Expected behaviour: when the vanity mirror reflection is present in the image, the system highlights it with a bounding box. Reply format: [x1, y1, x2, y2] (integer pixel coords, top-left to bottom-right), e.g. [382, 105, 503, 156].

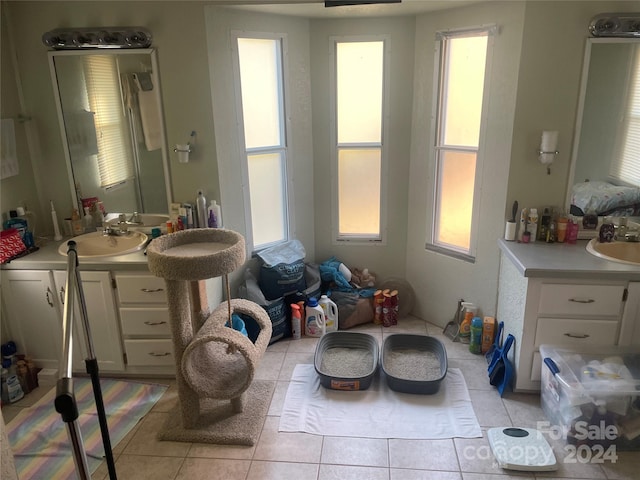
[567, 37, 640, 218]
[49, 48, 172, 218]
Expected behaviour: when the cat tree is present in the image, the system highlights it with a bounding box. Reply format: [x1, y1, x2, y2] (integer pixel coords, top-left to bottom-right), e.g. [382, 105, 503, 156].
[147, 229, 272, 444]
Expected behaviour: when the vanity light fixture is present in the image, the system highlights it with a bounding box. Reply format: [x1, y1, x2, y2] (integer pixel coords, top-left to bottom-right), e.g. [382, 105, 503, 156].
[325, 0, 400, 6]
[42, 27, 152, 49]
[175, 131, 196, 164]
[538, 130, 559, 175]
[589, 13, 640, 37]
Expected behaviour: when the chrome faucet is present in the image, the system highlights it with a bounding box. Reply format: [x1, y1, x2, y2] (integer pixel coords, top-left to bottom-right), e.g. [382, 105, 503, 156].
[128, 211, 143, 225]
[102, 214, 129, 236]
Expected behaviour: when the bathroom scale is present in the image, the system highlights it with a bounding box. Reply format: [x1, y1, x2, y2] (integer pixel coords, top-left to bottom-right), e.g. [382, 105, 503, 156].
[487, 427, 558, 471]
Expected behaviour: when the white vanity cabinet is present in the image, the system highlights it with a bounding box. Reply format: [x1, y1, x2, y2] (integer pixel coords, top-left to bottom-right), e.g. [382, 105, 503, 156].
[52, 271, 125, 372]
[114, 272, 175, 374]
[1, 270, 62, 369]
[497, 242, 637, 392]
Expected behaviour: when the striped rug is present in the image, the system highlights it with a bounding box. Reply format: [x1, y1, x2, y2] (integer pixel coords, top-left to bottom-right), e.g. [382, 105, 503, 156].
[7, 378, 167, 479]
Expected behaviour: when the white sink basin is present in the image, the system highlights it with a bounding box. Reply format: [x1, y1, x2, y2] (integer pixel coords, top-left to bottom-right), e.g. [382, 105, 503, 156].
[58, 231, 149, 258]
[104, 213, 170, 234]
[586, 238, 640, 266]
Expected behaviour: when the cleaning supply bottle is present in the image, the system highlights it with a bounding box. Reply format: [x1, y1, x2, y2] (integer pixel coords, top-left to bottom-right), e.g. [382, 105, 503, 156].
[208, 200, 222, 228]
[459, 302, 476, 343]
[291, 304, 302, 340]
[304, 297, 326, 338]
[469, 316, 483, 354]
[196, 190, 207, 228]
[318, 295, 338, 333]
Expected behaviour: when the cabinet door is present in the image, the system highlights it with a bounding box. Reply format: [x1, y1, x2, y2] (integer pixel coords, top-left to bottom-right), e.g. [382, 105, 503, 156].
[1, 270, 62, 369]
[54, 271, 125, 372]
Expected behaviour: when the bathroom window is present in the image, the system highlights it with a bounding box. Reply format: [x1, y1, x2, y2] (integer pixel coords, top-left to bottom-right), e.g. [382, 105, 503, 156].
[234, 35, 290, 250]
[83, 55, 134, 188]
[332, 38, 388, 242]
[428, 29, 492, 260]
[611, 46, 640, 187]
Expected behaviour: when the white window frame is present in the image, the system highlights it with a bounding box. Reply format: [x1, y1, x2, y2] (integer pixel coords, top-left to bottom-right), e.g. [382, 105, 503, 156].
[330, 35, 390, 245]
[426, 26, 495, 262]
[230, 31, 294, 252]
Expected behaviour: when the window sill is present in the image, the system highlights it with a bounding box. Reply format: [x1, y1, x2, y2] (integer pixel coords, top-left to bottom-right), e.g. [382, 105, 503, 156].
[424, 243, 475, 263]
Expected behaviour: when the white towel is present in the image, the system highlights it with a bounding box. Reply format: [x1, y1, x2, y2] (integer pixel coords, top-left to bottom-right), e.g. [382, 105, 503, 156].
[134, 74, 163, 152]
[279, 364, 482, 439]
[1, 119, 18, 179]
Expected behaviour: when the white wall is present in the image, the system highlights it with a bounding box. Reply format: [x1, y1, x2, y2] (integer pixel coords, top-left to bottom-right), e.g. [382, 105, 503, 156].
[406, 1, 525, 324]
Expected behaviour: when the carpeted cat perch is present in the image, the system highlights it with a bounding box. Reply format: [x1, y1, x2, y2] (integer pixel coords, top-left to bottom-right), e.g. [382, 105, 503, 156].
[147, 229, 273, 445]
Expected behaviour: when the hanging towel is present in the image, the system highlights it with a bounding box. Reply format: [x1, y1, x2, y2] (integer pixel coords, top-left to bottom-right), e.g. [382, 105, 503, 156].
[1, 119, 18, 179]
[133, 73, 162, 151]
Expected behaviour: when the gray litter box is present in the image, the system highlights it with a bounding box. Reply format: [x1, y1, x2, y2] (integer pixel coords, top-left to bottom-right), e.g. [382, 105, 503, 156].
[314, 331, 379, 391]
[382, 334, 447, 394]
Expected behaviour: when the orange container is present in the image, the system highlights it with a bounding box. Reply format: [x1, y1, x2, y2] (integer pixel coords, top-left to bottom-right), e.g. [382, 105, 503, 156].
[481, 316, 496, 354]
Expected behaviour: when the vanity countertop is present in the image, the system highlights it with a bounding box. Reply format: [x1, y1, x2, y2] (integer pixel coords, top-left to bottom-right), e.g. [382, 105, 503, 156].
[498, 238, 640, 281]
[1, 237, 150, 272]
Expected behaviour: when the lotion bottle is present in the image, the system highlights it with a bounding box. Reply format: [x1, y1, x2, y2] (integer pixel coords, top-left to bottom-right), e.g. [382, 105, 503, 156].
[208, 200, 222, 228]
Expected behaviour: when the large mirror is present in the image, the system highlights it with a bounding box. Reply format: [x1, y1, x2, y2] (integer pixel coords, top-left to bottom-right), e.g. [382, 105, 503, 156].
[49, 48, 171, 217]
[568, 38, 640, 217]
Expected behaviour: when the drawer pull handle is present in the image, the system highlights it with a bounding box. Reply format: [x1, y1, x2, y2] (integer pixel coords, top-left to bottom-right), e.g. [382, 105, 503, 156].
[568, 298, 595, 304]
[144, 321, 167, 326]
[141, 288, 164, 293]
[148, 352, 171, 357]
[564, 332, 590, 339]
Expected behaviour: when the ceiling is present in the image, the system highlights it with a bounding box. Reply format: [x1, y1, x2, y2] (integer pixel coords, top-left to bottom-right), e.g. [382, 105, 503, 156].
[216, 0, 486, 18]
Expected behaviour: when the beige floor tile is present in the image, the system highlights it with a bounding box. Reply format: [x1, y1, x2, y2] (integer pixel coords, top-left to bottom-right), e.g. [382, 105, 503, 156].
[253, 351, 285, 381]
[151, 383, 179, 413]
[501, 392, 546, 429]
[434, 337, 480, 360]
[382, 316, 428, 334]
[468, 389, 512, 427]
[267, 380, 290, 416]
[389, 439, 459, 470]
[113, 421, 142, 454]
[253, 416, 323, 463]
[111, 454, 184, 480]
[535, 437, 611, 479]
[286, 336, 319, 353]
[246, 460, 319, 480]
[319, 463, 390, 480]
[448, 358, 495, 390]
[1, 405, 23, 423]
[187, 441, 255, 460]
[122, 412, 191, 457]
[278, 352, 315, 381]
[461, 474, 538, 479]
[266, 339, 290, 352]
[321, 436, 389, 467]
[174, 457, 251, 480]
[391, 470, 462, 480]
[8, 384, 53, 408]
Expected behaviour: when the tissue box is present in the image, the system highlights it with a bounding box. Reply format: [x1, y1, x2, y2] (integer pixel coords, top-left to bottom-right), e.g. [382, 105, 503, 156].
[540, 344, 640, 451]
[37, 368, 58, 387]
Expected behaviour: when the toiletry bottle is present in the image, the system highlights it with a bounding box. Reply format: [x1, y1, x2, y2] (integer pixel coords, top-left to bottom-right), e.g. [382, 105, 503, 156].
[556, 216, 568, 243]
[50, 201, 63, 241]
[71, 209, 83, 235]
[196, 190, 207, 228]
[567, 216, 579, 244]
[82, 207, 94, 233]
[528, 208, 538, 243]
[617, 217, 628, 240]
[539, 207, 551, 241]
[208, 200, 222, 228]
[517, 208, 528, 242]
[208, 209, 217, 228]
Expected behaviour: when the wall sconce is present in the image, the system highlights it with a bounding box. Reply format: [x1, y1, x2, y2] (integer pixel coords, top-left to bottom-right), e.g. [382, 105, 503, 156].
[175, 131, 196, 164]
[537, 130, 558, 175]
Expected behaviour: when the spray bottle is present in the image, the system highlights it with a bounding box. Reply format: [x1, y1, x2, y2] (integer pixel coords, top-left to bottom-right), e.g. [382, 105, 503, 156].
[291, 304, 302, 340]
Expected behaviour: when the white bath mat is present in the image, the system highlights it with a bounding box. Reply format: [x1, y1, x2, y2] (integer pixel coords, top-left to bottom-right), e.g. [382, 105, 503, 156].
[279, 364, 481, 439]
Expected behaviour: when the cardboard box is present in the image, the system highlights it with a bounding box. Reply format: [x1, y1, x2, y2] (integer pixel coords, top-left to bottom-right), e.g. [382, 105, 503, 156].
[481, 316, 496, 354]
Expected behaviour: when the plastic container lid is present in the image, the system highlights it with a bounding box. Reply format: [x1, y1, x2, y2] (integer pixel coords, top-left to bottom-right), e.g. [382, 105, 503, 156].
[307, 297, 318, 307]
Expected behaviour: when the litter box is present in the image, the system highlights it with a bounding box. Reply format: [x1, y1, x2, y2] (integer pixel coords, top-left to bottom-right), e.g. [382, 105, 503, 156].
[382, 334, 447, 394]
[314, 331, 379, 391]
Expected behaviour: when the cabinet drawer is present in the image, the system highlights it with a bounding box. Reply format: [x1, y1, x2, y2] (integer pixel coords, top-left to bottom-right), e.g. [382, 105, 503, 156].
[538, 284, 625, 317]
[116, 275, 167, 304]
[120, 308, 170, 336]
[125, 339, 174, 366]
[534, 317, 618, 348]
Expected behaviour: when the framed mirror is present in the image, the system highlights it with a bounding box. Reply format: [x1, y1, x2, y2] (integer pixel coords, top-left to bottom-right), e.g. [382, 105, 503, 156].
[49, 48, 172, 217]
[567, 37, 640, 218]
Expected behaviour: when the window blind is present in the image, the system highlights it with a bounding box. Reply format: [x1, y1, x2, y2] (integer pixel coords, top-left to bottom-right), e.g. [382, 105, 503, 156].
[610, 47, 640, 187]
[83, 56, 134, 188]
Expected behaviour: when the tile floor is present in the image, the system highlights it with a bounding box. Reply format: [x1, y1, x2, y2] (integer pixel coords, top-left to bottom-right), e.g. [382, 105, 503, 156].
[3, 316, 638, 480]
